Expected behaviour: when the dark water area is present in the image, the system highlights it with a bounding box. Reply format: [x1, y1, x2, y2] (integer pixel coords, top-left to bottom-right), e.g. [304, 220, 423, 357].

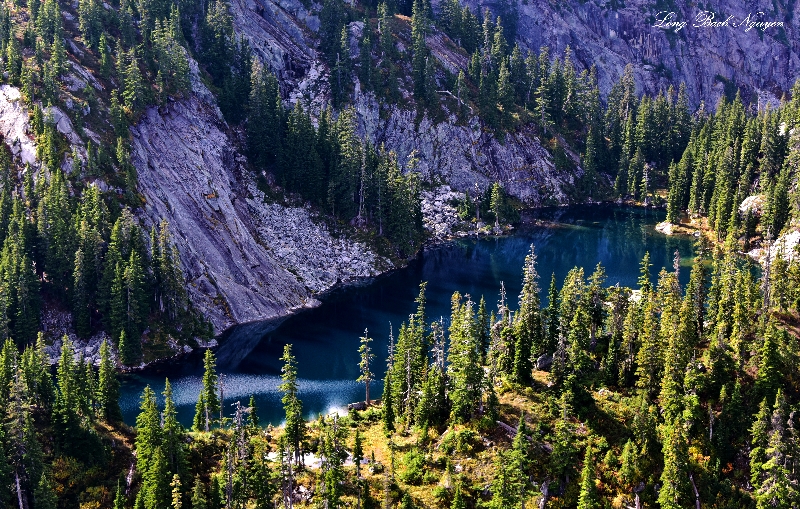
[119, 205, 695, 426]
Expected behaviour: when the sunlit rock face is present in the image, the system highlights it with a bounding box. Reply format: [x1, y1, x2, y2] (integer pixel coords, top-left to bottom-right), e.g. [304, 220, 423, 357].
[131, 63, 385, 334]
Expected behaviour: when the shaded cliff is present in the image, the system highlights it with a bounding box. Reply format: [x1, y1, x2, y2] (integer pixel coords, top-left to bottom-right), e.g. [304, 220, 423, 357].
[458, 0, 798, 108]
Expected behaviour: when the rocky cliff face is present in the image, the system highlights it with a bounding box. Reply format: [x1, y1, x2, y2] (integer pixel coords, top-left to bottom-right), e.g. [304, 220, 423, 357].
[354, 90, 568, 203]
[130, 62, 387, 334]
[132, 0, 797, 332]
[2, 0, 791, 337]
[232, 0, 575, 205]
[460, 0, 798, 108]
[0, 0, 789, 341]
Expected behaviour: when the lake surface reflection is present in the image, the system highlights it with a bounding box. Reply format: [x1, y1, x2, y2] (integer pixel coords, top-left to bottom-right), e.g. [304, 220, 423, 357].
[120, 205, 695, 426]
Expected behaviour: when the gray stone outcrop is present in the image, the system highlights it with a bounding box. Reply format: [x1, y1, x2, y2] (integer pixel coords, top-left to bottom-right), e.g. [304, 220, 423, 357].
[453, 0, 798, 108]
[131, 63, 386, 334]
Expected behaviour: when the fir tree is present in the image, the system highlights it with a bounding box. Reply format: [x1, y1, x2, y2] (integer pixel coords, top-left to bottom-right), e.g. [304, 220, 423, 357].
[488, 449, 526, 509]
[447, 293, 483, 423]
[162, 380, 186, 477]
[358, 328, 375, 405]
[513, 244, 542, 385]
[33, 473, 57, 509]
[383, 330, 396, 434]
[193, 349, 220, 431]
[451, 480, 466, 509]
[659, 419, 690, 509]
[114, 483, 126, 509]
[97, 339, 122, 421]
[577, 443, 599, 509]
[279, 344, 305, 466]
[190, 476, 208, 509]
[756, 320, 783, 404]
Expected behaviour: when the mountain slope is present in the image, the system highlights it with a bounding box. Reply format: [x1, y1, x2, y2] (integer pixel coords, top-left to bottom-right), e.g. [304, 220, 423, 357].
[131, 62, 387, 333]
[462, 0, 799, 107]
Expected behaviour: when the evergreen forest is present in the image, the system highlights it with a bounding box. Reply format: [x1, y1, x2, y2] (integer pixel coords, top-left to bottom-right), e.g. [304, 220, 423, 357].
[0, 0, 794, 504]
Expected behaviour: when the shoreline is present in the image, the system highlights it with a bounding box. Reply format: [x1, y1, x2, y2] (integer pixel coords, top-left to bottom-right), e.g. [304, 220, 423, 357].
[128, 202, 671, 374]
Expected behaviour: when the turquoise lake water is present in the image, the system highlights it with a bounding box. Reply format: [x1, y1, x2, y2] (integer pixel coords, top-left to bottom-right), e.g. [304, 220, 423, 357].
[119, 205, 695, 426]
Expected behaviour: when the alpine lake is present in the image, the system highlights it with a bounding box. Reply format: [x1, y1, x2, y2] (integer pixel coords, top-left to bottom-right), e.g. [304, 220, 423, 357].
[119, 205, 696, 426]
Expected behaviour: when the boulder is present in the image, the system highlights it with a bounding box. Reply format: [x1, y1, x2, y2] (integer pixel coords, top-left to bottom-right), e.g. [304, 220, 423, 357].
[536, 353, 554, 371]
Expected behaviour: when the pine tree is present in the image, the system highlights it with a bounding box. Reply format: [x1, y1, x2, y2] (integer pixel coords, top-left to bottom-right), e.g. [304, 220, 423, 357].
[359, 27, 372, 91]
[122, 48, 144, 111]
[477, 296, 490, 360]
[171, 474, 182, 509]
[544, 272, 559, 353]
[193, 349, 220, 431]
[123, 249, 148, 342]
[7, 371, 42, 509]
[52, 338, 83, 452]
[416, 329, 448, 428]
[388, 283, 428, 423]
[756, 392, 793, 509]
[5, 35, 21, 83]
[513, 245, 542, 384]
[135, 385, 162, 476]
[118, 330, 140, 366]
[279, 344, 305, 466]
[497, 60, 513, 127]
[247, 62, 282, 170]
[114, 483, 126, 509]
[410, 0, 429, 101]
[155, 220, 187, 322]
[549, 394, 578, 488]
[576, 444, 599, 509]
[143, 446, 171, 509]
[78, 0, 101, 48]
[191, 476, 208, 509]
[658, 419, 690, 509]
[73, 248, 91, 338]
[755, 320, 783, 404]
[97, 339, 122, 421]
[353, 428, 363, 477]
[98, 32, 112, 77]
[358, 328, 375, 405]
[319, 415, 348, 508]
[750, 397, 772, 490]
[162, 380, 185, 477]
[248, 394, 259, 430]
[447, 293, 483, 423]
[488, 448, 526, 509]
[451, 480, 466, 509]
[382, 365, 395, 434]
[33, 473, 57, 509]
[619, 439, 642, 507]
[634, 294, 661, 399]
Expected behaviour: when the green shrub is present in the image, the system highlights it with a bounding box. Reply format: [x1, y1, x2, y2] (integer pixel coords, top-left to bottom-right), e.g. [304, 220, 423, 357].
[422, 470, 439, 484]
[440, 429, 477, 455]
[432, 485, 449, 505]
[399, 449, 426, 485]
